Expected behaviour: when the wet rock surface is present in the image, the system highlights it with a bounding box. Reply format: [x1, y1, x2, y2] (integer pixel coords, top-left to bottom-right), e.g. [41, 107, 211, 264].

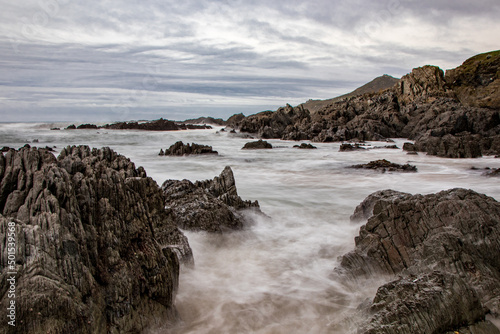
[160, 141, 218, 156]
[242, 139, 273, 149]
[162, 166, 262, 233]
[293, 143, 317, 149]
[349, 159, 418, 172]
[335, 188, 500, 333]
[0, 145, 191, 333]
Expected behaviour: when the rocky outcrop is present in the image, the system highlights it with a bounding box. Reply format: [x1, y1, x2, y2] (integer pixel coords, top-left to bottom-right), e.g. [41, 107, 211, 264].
[0, 145, 191, 333]
[335, 188, 500, 333]
[160, 141, 218, 156]
[162, 166, 261, 233]
[242, 139, 273, 149]
[232, 51, 500, 158]
[349, 159, 417, 172]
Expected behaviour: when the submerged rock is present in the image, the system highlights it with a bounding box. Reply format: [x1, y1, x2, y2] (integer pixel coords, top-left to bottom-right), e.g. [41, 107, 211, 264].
[242, 139, 273, 149]
[349, 159, 417, 172]
[339, 143, 366, 152]
[0, 145, 191, 333]
[335, 188, 500, 333]
[293, 143, 317, 149]
[162, 166, 262, 233]
[162, 141, 218, 156]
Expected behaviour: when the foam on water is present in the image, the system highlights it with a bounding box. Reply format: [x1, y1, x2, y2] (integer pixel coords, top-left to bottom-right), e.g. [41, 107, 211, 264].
[1, 123, 499, 333]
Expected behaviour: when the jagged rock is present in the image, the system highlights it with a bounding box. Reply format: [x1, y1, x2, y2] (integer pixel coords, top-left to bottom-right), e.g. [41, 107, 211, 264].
[396, 65, 449, 105]
[402, 142, 416, 152]
[334, 188, 500, 332]
[65, 124, 76, 130]
[242, 139, 273, 149]
[349, 159, 417, 172]
[226, 113, 246, 128]
[103, 118, 180, 131]
[358, 272, 498, 334]
[162, 166, 261, 233]
[159, 148, 165, 156]
[339, 143, 365, 152]
[293, 143, 317, 149]
[0, 145, 191, 333]
[162, 141, 218, 156]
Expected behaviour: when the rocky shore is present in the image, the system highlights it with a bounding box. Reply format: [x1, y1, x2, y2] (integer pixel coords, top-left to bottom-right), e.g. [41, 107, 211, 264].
[230, 51, 500, 158]
[64, 118, 212, 131]
[335, 188, 500, 333]
[159, 141, 218, 156]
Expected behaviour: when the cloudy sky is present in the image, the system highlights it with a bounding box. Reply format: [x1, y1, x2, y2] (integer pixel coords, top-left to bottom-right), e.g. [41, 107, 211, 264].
[0, 0, 499, 122]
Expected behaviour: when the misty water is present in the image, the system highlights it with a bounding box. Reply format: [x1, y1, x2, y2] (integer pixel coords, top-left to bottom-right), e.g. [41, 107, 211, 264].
[1, 123, 500, 333]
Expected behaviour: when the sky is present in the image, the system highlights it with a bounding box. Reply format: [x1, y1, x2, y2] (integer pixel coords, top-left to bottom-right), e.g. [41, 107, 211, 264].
[0, 0, 499, 122]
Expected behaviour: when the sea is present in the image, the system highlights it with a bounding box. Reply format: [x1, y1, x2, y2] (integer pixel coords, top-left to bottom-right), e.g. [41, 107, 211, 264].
[1, 122, 499, 333]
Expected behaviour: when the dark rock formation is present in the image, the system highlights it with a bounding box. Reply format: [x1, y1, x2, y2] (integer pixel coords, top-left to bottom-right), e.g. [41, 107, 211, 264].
[232, 51, 500, 158]
[293, 143, 317, 149]
[103, 118, 180, 131]
[161, 141, 218, 156]
[339, 143, 366, 152]
[226, 113, 246, 128]
[77, 123, 98, 129]
[242, 139, 273, 149]
[162, 166, 261, 233]
[483, 168, 500, 177]
[335, 188, 500, 333]
[50, 127, 61, 130]
[101, 118, 211, 131]
[65, 124, 76, 130]
[0, 145, 191, 333]
[181, 116, 226, 126]
[349, 159, 417, 172]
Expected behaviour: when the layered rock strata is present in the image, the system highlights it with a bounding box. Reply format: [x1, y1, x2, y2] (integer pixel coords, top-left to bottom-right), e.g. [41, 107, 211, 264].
[0, 145, 191, 333]
[335, 188, 500, 333]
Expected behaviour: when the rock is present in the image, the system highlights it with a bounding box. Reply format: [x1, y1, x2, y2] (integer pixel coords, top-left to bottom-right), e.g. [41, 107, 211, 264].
[162, 141, 218, 156]
[445, 50, 500, 109]
[103, 118, 180, 131]
[334, 188, 500, 332]
[1, 147, 11, 152]
[226, 113, 246, 128]
[349, 159, 418, 172]
[65, 124, 76, 130]
[483, 168, 500, 177]
[358, 272, 498, 334]
[242, 139, 273, 149]
[0, 145, 191, 333]
[402, 142, 416, 152]
[76, 123, 98, 129]
[414, 132, 483, 158]
[159, 148, 165, 156]
[162, 166, 262, 233]
[350, 189, 410, 222]
[293, 143, 317, 149]
[50, 127, 61, 130]
[396, 65, 449, 106]
[339, 143, 365, 152]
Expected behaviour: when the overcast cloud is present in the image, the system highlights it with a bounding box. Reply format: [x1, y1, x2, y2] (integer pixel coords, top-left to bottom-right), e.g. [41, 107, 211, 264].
[0, 0, 498, 122]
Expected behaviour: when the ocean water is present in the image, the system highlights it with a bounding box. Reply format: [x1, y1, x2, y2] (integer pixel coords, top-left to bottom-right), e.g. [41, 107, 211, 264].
[1, 123, 500, 333]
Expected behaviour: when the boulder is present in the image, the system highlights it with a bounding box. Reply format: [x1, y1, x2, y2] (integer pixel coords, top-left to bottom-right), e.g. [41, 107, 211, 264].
[162, 166, 261, 233]
[0, 145, 191, 333]
[162, 141, 218, 156]
[334, 188, 500, 333]
[242, 139, 273, 149]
